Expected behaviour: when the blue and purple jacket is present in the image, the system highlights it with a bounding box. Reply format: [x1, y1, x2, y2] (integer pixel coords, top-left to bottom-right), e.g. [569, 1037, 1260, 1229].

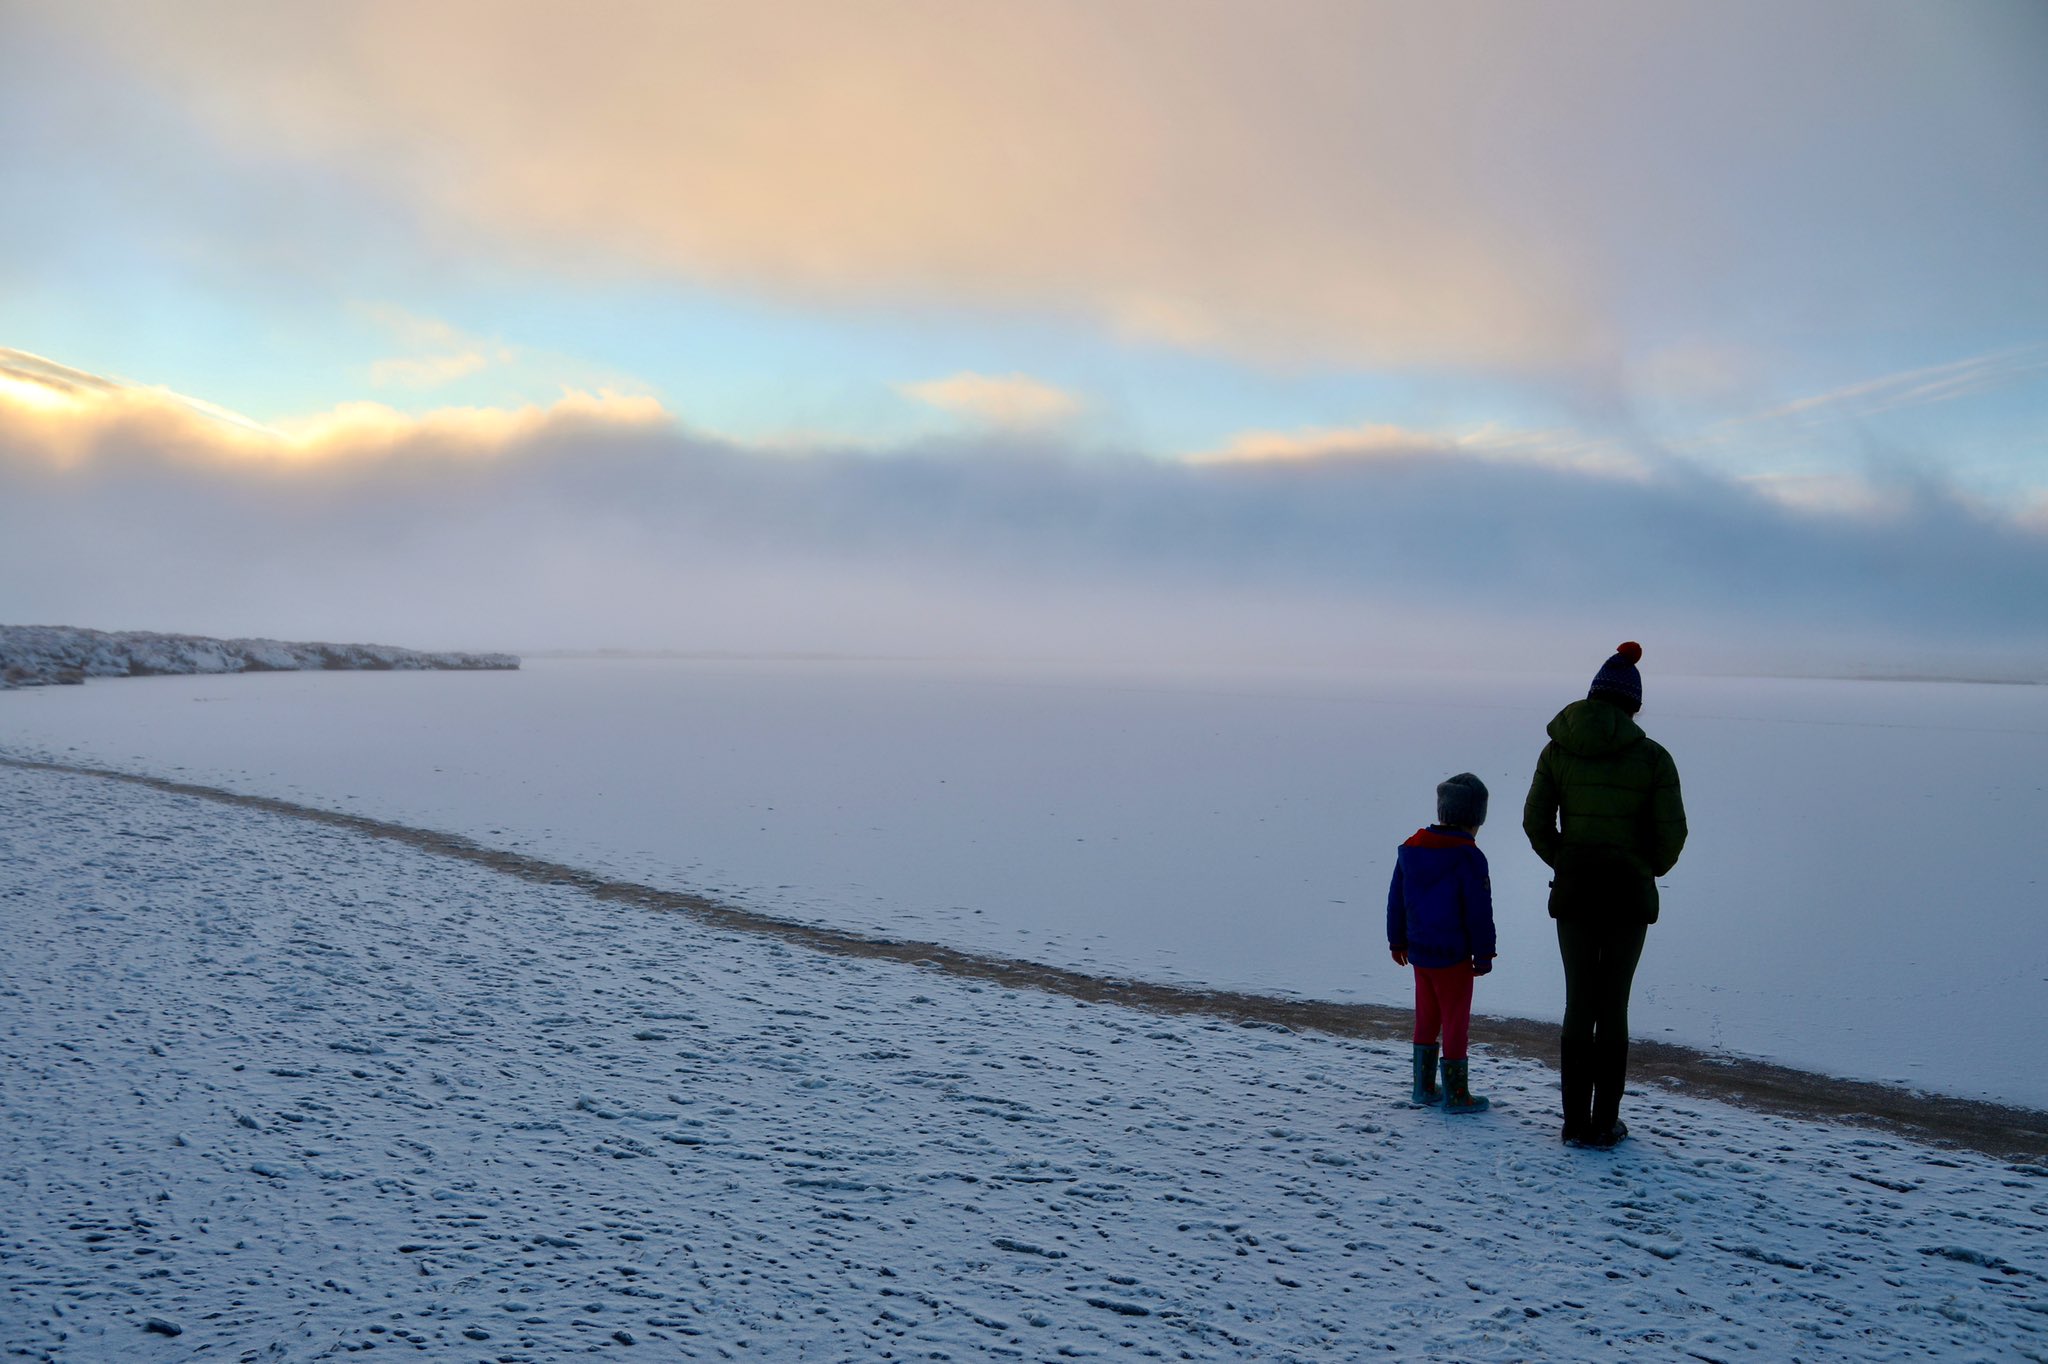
[1385, 827, 1496, 969]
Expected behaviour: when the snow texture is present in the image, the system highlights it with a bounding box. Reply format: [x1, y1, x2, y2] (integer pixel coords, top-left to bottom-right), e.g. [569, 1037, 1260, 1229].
[3, 762, 2044, 1362]
[0, 625, 516, 688]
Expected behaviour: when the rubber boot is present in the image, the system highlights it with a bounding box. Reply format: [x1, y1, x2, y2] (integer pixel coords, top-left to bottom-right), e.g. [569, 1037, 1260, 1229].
[1588, 1036, 1630, 1147]
[1559, 1036, 1594, 1145]
[1440, 1057, 1489, 1114]
[1410, 1043, 1442, 1106]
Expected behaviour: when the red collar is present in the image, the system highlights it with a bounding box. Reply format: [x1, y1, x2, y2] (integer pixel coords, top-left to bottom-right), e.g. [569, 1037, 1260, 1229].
[1403, 826, 1475, 849]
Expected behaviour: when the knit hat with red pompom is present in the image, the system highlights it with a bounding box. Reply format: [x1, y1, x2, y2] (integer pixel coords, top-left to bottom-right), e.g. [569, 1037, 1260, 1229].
[1588, 641, 1644, 713]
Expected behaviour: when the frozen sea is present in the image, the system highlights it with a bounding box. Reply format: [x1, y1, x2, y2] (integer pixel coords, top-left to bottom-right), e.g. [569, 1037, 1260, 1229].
[3, 656, 2044, 1107]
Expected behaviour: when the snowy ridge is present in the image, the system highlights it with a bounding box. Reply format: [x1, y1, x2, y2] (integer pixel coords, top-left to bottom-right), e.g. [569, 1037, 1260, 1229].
[0, 624, 517, 687]
[2, 762, 2044, 1361]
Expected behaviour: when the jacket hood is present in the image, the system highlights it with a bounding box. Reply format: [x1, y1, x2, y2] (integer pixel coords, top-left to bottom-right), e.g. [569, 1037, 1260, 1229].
[1546, 698, 1645, 759]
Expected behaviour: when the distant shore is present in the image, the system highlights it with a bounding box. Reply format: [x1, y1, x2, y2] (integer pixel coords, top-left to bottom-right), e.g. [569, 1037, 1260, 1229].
[0, 624, 517, 689]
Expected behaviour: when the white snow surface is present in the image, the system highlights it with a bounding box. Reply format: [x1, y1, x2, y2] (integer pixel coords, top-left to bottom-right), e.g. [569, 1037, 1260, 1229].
[3, 763, 2045, 1362]
[2, 657, 2045, 1107]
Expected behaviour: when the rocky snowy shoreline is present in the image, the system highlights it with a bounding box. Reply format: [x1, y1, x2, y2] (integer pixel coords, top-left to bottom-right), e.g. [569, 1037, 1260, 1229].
[0, 624, 517, 688]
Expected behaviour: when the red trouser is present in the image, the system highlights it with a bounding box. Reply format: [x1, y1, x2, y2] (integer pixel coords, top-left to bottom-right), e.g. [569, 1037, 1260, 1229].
[1412, 962, 1475, 1060]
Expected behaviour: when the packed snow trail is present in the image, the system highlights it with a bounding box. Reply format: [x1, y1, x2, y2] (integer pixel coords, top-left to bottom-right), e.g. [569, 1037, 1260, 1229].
[2, 765, 2044, 1362]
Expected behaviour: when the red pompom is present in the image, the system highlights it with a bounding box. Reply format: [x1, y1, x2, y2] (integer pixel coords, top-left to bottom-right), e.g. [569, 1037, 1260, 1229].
[1615, 641, 1642, 664]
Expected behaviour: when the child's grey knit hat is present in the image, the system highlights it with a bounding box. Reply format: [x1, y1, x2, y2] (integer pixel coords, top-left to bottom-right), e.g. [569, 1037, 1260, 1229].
[1436, 772, 1488, 828]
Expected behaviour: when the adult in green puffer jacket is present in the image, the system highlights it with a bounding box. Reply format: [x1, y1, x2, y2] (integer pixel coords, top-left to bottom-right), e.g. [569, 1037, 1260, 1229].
[1523, 641, 1686, 1150]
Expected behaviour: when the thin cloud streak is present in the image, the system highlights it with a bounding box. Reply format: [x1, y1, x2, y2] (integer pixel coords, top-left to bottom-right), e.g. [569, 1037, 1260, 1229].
[1748, 346, 2048, 426]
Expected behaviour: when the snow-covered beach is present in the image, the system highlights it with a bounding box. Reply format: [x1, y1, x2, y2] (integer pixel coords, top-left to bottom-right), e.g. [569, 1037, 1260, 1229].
[4, 759, 2045, 1361]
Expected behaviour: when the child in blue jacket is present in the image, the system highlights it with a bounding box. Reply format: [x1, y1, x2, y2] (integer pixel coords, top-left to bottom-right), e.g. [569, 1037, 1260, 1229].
[1386, 773, 1497, 1113]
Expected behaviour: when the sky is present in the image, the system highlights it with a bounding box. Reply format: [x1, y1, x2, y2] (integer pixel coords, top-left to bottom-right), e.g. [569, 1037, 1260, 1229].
[2, 1, 2045, 674]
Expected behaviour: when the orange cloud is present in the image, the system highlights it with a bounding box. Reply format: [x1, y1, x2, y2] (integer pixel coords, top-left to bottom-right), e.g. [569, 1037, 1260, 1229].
[67, 1, 1608, 370]
[899, 372, 1080, 426]
[0, 348, 667, 470]
[1189, 420, 1648, 480]
[1187, 422, 1446, 466]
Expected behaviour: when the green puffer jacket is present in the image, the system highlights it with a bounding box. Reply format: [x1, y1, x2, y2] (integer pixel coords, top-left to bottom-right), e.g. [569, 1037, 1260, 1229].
[1522, 698, 1687, 923]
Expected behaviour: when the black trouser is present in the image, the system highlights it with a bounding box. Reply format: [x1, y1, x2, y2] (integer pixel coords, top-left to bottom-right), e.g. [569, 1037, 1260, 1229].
[1555, 919, 1648, 1133]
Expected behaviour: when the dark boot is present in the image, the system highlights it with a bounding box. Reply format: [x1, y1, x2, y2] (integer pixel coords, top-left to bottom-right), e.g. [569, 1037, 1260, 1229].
[1410, 1043, 1442, 1106]
[1559, 1036, 1594, 1145]
[1440, 1057, 1489, 1114]
[1589, 1118, 1629, 1149]
[1589, 1035, 1630, 1146]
